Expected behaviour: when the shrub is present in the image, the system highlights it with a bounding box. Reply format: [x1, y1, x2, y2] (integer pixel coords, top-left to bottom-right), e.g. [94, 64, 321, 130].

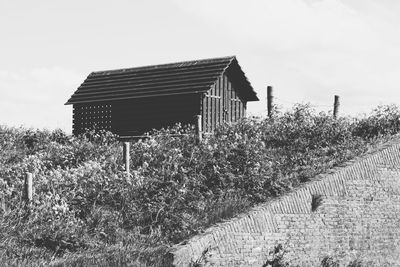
[2, 104, 400, 265]
[353, 104, 400, 138]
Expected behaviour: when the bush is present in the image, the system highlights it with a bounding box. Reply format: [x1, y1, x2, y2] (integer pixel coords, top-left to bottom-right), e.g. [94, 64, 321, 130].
[1, 104, 400, 265]
[262, 244, 290, 267]
[353, 104, 400, 138]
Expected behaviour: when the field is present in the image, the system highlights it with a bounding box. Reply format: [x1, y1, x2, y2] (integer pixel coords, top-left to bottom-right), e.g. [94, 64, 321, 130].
[1, 104, 400, 266]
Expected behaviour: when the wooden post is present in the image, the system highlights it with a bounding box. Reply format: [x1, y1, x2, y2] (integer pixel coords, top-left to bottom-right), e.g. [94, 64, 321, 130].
[267, 86, 273, 118]
[123, 142, 130, 176]
[0, 194, 5, 212]
[333, 95, 340, 119]
[24, 172, 33, 203]
[195, 115, 202, 143]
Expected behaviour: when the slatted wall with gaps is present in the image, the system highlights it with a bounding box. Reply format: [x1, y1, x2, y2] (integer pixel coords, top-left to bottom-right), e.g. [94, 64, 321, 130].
[226, 76, 231, 123]
[201, 74, 247, 133]
[73, 103, 112, 135]
[202, 77, 224, 133]
[224, 73, 245, 124]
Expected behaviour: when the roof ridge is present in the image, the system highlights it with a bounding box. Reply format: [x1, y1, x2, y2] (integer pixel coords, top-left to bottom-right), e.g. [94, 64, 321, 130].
[65, 55, 258, 105]
[91, 56, 236, 76]
[207, 56, 237, 94]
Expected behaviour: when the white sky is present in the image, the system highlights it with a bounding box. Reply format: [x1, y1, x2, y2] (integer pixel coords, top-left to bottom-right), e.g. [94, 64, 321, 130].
[1, 0, 399, 132]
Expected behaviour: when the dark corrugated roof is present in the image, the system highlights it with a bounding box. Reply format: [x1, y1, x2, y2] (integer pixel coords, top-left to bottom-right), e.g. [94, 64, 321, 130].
[65, 56, 258, 105]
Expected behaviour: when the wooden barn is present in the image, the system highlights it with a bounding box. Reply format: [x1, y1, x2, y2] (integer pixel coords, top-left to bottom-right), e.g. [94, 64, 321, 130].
[65, 56, 258, 137]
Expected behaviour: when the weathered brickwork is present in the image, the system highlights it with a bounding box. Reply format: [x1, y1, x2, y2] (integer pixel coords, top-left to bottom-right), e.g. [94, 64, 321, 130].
[172, 139, 400, 266]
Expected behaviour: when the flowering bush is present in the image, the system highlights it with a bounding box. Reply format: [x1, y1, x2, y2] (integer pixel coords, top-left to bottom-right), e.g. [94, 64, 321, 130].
[1, 104, 400, 266]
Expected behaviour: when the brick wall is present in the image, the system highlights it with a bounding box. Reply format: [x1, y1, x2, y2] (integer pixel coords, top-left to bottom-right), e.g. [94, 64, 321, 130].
[171, 139, 400, 266]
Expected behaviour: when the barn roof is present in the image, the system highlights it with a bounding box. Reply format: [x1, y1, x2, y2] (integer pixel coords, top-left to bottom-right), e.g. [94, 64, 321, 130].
[65, 56, 258, 105]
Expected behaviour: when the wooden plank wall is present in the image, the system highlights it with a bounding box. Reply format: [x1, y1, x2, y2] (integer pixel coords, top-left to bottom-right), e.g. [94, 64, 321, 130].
[73, 73, 248, 136]
[112, 94, 200, 136]
[202, 74, 246, 133]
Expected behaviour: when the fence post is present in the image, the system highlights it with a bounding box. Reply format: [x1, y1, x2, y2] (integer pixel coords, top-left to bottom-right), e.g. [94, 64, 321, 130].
[267, 86, 274, 118]
[0, 194, 5, 212]
[333, 95, 340, 119]
[195, 115, 202, 143]
[123, 142, 130, 176]
[24, 172, 33, 203]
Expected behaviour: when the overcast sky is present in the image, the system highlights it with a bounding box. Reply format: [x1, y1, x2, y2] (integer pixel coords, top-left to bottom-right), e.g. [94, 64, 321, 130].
[1, 0, 399, 132]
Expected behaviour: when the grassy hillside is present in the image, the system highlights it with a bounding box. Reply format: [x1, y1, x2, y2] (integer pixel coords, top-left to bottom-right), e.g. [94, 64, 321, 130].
[1, 104, 400, 266]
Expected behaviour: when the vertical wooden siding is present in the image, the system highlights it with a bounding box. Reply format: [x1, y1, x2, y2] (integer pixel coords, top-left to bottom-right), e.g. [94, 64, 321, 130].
[112, 94, 200, 136]
[73, 95, 200, 136]
[202, 74, 247, 133]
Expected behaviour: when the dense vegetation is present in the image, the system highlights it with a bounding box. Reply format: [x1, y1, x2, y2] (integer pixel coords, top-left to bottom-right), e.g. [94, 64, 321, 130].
[1, 104, 400, 266]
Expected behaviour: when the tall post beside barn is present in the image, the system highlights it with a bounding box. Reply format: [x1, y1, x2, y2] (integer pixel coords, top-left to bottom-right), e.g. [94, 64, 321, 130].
[333, 95, 340, 119]
[0, 194, 5, 212]
[267, 86, 274, 118]
[123, 142, 130, 177]
[24, 172, 33, 203]
[196, 115, 202, 143]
